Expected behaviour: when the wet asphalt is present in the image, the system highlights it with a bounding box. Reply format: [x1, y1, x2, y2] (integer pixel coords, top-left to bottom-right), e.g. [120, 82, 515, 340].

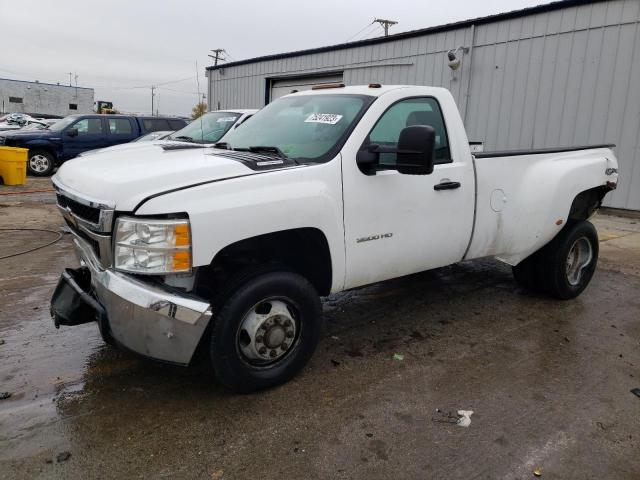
[0, 180, 639, 479]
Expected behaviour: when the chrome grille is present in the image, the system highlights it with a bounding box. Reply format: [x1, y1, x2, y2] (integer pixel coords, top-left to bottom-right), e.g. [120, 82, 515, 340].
[53, 178, 115, 268]
[56, 193, 101, 224]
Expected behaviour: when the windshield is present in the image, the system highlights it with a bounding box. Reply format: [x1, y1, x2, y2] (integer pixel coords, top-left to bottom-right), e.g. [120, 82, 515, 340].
[221, 94, 373, 162]
[48, 117, 77, 132]
[167, 112, 240, 143]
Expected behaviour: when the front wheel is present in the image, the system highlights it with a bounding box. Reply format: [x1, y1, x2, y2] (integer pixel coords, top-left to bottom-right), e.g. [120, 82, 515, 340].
[209, 270, 322, 393]
[27, 150, 55, 176]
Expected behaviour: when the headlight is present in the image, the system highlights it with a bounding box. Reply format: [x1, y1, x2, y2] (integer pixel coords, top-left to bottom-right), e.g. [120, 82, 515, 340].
[114, 217, 191, 274]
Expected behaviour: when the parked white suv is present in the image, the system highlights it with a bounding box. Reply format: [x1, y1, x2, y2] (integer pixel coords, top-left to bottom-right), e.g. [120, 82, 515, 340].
[51, 85, 618, 392]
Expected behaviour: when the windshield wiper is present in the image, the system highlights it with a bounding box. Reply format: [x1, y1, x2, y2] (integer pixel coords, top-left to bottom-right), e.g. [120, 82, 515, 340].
[247, 146, 299, 164]
[213, 142, 230, 149]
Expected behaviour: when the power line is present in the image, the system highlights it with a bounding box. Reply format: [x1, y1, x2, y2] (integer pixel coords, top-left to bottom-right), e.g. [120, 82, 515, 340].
[156, 86, 200, 95]
[345, 21, 374, 42]
[360, 24, 385, 40]
[353, 23, 380, 42]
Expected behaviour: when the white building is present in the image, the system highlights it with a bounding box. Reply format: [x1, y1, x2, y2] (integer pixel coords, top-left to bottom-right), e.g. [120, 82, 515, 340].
[0, 78, 94, 117]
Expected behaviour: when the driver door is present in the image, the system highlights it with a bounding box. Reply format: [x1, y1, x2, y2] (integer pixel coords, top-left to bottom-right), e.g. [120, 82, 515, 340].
[62, 117, 107, 159]
[342, 96, 474, 289]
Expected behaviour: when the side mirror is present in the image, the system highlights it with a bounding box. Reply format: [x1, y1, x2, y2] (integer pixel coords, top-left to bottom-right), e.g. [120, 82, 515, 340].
[67, 128, 78, 137]
[356, 125, 436, 175]
[395, 125, 435, 175]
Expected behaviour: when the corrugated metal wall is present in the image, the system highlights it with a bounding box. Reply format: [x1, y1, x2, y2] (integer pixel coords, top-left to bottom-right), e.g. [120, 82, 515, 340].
[208, 0, 640, 210]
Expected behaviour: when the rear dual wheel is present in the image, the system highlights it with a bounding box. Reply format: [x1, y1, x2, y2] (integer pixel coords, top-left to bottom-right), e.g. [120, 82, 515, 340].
[209, 270, 322, 393]
[513, 220, 598, 299]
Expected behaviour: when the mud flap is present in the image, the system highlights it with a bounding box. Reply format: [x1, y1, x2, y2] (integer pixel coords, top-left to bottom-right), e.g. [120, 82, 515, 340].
[50, 267, 106, 329]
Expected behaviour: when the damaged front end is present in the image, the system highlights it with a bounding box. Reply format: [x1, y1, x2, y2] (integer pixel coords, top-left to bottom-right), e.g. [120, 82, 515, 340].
[50, 178, 213, 365]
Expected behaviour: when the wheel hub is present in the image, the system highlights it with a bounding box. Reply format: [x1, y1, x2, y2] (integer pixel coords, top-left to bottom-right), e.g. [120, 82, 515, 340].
[566, 236, 593, 286]
[29, 155, 49, 173]
[238, 300, 297, 363]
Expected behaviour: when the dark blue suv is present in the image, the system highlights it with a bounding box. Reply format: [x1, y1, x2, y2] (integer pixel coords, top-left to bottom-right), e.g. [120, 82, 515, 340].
[0, 114, 187, 176]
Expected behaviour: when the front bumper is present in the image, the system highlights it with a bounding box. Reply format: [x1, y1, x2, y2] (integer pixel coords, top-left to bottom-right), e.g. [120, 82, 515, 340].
[51, 235, 212, 365]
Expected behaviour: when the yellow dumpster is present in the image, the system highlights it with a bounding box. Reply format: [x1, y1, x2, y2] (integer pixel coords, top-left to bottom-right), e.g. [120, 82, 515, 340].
[0, 147, 28, 186]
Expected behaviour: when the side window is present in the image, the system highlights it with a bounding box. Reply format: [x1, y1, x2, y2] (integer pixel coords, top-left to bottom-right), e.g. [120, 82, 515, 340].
[108, 118, 133, 135]
[168, 119, 186, 130]
[72, 118, 103, 135]
[365, 97, 451, 166]
[143, 119, 171, 132]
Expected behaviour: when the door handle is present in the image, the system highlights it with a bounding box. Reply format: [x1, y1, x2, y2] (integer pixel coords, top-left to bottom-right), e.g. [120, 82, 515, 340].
[434, 181, 461, 191]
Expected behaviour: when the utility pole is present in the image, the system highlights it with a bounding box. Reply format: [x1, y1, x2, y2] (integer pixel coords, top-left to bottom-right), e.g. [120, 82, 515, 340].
[151, 85, 156, 116]
[373, 18, 398, 36]
[68, 72, 73, 86]
[208, 49, 226, 66]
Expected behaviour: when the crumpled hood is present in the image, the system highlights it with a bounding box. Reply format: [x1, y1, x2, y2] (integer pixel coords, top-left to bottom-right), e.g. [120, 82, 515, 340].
[53, 143, 254, 211]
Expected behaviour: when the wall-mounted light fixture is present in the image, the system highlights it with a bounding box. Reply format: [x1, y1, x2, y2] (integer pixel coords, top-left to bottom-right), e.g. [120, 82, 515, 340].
[447, 46, 469, 70]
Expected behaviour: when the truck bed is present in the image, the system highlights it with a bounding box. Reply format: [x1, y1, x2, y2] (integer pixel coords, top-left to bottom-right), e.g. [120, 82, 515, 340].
[464, 145, 617, 265]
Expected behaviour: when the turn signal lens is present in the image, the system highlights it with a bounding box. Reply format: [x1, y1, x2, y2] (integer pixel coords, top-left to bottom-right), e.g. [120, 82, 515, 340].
[174, 223, 190, 246]
[172, 250, 191, 271]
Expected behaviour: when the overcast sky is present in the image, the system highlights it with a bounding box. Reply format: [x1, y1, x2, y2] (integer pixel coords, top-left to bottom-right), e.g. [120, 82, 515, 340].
[1, 0, 542, 116]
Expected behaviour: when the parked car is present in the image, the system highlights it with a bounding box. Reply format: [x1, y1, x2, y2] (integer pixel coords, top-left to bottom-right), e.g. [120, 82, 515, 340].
[132, 130, 173, 142]
[0, 113, 30, 125]
[76, 110, 256, 157]
[0, 113, 39, 131]
[14, 118, 58, 131]
[50, 85, 618, 392]
[0, 114, 188, 175]
[165, 109, 257, 144]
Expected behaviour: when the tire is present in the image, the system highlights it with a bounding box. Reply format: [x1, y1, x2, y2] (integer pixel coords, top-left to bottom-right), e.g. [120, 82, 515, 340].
[539, 220, 599, 299]
[209, 270, 322, 393]
[513, 220, 598, 300]
[28, 150, 55, 176]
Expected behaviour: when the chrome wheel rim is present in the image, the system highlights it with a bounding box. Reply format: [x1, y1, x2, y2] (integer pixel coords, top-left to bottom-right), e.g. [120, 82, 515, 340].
[566, 237, 593, 286]
[29, 155, 50, 173]
[237, 299, 298, 365]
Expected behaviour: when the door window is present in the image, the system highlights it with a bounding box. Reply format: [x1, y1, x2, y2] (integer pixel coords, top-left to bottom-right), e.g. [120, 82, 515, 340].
[108, 118, 133, 134]
[365, 97, 451, 166]
[72, 118, 103, 135]
[143, 119, 171, 132]
[168, 119, 186, 130]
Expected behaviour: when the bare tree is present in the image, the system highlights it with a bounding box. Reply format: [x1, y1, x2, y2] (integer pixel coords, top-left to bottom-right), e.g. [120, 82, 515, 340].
[191, 102, 207, 120]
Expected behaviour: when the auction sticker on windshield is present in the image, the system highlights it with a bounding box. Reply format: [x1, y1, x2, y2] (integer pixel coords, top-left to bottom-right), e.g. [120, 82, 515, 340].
[305, 113, 343, 125]
[217, 117, 238, 123]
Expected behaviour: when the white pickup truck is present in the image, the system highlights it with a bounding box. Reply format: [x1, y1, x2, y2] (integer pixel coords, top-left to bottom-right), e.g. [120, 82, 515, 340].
[50, 84, 619, 392]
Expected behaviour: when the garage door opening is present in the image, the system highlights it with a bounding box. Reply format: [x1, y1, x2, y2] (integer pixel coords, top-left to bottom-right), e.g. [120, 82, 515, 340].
[268, 74, 344, 103]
